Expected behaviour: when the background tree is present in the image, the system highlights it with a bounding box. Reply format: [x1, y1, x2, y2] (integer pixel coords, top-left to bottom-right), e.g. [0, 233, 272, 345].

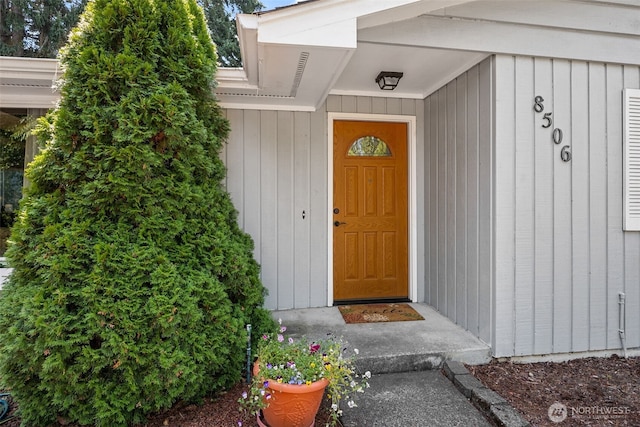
[0, 0, 274, 425]
[0, 0, 88, 57]
[0, 0, 262, 65]
[201, 0, 262, 67]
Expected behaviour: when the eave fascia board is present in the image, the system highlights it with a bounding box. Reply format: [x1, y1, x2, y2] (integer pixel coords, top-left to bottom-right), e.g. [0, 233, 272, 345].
[0, 56, 60, 81]
[255, 0, 427, 48]
[359, 15, 640, 66]
[356, 0, 476, 30]
[235, 14, 259, 86]
[218, 100, 316, 112]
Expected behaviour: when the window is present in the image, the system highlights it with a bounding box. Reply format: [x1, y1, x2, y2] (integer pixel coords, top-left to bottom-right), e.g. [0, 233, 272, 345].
[347, 136, 391, 157]
[624, 88, 640, 231]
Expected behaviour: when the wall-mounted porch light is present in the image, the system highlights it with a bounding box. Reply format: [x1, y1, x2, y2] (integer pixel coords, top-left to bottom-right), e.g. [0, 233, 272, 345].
[375, 71, 404, 90]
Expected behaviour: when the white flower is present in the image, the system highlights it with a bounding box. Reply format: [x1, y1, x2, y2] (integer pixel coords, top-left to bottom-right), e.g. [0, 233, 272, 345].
[331, 403, 338, 412]
[278, 318, 282, 325]
[364, 371, 371, 379]
[347, 400, 357, 408]
[354, 348, 359, 355]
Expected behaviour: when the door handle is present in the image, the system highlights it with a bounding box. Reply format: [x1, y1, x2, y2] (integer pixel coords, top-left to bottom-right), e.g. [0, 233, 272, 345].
[334, 221, 347, 227]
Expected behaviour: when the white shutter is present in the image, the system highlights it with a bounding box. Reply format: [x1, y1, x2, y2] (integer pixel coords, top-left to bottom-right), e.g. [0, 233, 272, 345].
[624, 88, 640, 231]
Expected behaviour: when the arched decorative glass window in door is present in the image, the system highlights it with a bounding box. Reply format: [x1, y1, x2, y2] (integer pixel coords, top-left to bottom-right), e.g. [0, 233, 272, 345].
[347, 136, 391, 157]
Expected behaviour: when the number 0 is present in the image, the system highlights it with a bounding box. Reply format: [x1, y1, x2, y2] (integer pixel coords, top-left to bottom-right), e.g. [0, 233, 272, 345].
[553, 128, 563, 144]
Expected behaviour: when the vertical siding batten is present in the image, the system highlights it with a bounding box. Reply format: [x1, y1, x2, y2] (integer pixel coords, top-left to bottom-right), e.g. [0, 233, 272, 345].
[260, 111, 279, 309]
[533, 58, 554, 355]
[294, 112, 311, 308]
[493, 55, 516, 357]
[446, 82, 457, 319]
[309, 107, 328, 307]
[605, 64, 624, 350]
[552, 59, 573, 354]
[588, 63, 609, 350]
[276, 112, 295, 309]
[514, 56, 535, 356]
[225, 110, 244, 223]
[428, 96, 439, 307]
[437, 88, 448, 313]
[456, 73, 468, 326]
[466, 65, 480, 337]
[571, 61, 591, 352]
[478, 57, 493, 347]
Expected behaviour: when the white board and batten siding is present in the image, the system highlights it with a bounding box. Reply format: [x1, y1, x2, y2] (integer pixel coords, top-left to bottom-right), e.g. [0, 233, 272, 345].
[222, 96, 422, 310]
[423, 57, 494, 347]
[493, 55, 640, 357]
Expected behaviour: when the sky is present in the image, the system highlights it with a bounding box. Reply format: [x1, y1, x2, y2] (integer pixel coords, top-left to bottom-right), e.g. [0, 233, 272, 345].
[260, 0, 297, 11]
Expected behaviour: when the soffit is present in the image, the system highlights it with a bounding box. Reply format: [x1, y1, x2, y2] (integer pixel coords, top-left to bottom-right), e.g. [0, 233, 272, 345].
[216, 0, 640, 111]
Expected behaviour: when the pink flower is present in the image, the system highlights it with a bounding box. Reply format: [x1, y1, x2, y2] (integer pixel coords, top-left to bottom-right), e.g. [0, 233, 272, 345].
[277, 334, 284, 342]
[280, 326, 287, 333]
[309, 343, 321, 353]
[262, 334, 269, 341]
[288, 337, 294, 344]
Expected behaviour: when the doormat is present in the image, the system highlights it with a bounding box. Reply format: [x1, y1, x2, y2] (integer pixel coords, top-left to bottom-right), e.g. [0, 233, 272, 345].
[338, 303, 424, 324]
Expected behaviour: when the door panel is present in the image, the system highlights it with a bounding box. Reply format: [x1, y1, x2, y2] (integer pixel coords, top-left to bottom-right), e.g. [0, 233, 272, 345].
[333, 120, 408, 301]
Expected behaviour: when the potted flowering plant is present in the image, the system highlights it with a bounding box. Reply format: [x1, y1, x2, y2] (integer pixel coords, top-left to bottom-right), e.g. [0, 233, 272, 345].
[239, 319, 370, 427]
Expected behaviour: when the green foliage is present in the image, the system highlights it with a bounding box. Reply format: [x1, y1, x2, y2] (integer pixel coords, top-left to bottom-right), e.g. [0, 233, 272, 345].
[0, 0, 263, 66]
[0, 118, 28, 169]
[199, 0, 263, 67]
[0, 0, 89, 57]
[0, 0, 274, 425]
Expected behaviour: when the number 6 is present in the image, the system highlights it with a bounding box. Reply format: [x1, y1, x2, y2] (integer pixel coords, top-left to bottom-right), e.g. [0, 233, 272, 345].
[561, 145, 571, 162]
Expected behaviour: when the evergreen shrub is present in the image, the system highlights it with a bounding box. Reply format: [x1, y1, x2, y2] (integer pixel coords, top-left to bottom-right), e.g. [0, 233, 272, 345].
[0, 0, 274, 425]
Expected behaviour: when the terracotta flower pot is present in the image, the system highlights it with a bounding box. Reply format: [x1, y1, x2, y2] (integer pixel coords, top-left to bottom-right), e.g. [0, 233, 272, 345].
[253, 363, 329, 427]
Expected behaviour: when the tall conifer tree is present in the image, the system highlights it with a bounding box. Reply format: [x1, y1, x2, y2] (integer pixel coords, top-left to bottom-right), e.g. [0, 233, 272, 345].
[0, 0, 273, 425]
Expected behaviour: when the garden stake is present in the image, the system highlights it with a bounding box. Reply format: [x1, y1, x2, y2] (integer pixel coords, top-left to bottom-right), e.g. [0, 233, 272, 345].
[246, 324, 252, 384]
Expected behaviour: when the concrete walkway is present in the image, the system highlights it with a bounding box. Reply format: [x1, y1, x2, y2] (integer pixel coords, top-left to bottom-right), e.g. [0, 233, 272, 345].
[273, 303, 492, 374]
[272, 303, 495, 426]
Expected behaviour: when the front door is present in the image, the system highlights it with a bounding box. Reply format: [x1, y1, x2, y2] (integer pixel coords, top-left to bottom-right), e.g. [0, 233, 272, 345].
[333, 120, 408, 302]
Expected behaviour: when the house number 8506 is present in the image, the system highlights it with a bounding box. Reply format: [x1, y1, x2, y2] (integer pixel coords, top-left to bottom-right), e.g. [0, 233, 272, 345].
[533, 96, 571, 163]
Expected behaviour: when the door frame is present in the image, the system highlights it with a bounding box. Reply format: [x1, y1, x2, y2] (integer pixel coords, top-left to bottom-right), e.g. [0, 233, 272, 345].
[327, 112, 418, 305]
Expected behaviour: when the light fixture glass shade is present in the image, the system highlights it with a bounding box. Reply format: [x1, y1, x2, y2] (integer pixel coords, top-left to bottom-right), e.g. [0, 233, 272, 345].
[375, 71, 404, 90]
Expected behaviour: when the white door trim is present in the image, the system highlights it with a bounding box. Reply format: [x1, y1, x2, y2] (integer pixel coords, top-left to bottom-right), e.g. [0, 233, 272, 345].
[327, 112, 418, 305]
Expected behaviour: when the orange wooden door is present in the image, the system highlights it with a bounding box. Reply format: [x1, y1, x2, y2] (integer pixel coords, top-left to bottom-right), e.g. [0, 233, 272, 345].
[333, 120, 408, 302]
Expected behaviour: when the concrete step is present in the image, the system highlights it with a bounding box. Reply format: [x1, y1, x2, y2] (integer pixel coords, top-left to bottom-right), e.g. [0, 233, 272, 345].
[273, 303, 491, 375]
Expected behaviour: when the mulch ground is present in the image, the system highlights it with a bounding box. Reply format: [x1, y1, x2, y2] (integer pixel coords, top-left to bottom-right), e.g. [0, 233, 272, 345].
[467, 355, 640, 426]
[1, 355, 638, 426]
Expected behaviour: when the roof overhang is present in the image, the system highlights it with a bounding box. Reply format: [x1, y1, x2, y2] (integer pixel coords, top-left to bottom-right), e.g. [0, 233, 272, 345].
[0, 57, 60, 109]
[1, 0, 639, 111]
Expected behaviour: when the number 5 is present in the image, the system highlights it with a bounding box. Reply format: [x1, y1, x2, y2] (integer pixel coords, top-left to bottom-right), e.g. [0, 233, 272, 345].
[542, 112, 552, 128]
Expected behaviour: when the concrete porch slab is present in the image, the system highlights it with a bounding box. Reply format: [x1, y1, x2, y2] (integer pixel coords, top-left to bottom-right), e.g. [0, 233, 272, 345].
[271, 303, 491, 375]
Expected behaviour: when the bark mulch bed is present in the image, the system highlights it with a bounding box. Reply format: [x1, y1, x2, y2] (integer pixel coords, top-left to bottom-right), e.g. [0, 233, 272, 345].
[0, 381, 333, 427]
[467, 355, 640, 426]
[1, 355, 637, 426]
